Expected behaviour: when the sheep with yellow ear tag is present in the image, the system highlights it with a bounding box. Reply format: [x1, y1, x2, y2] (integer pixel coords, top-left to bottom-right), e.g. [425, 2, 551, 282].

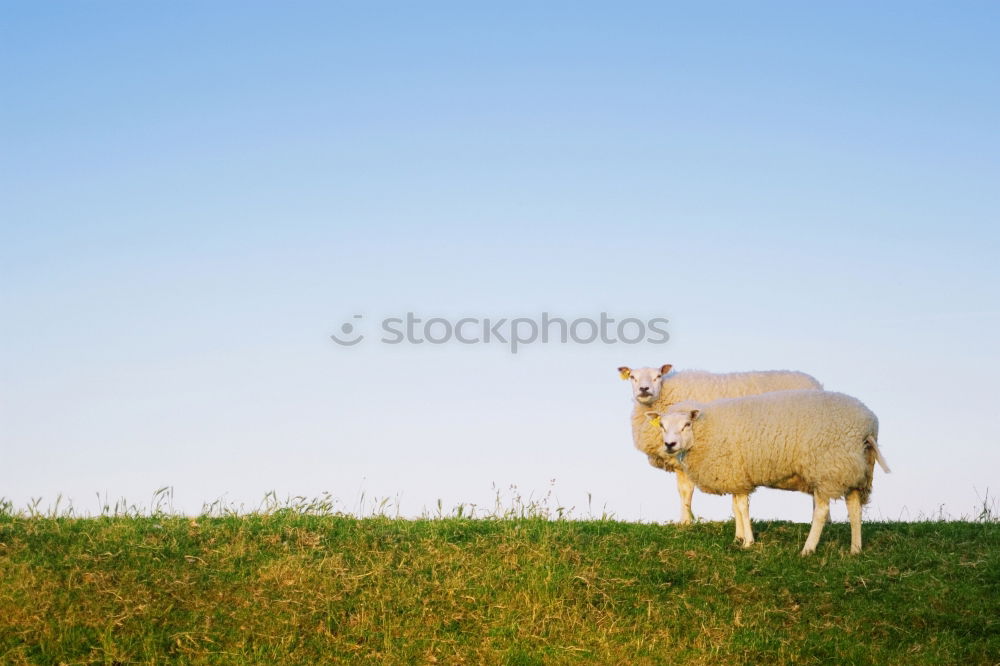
[648, 391, 889, 556]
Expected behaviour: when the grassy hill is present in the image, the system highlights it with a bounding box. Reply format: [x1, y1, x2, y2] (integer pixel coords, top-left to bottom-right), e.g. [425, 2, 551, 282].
[1, 505, 998, 664]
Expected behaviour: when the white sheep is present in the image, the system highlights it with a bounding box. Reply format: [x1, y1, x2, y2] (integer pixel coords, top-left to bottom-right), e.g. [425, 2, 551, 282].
[644, 389, 890, 555]
[619, 364, 822, 534]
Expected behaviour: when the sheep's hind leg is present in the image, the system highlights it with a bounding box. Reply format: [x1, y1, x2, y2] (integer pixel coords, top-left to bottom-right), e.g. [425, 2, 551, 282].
[801, 494, 830, 556]
[675, 468, 695, 525]
[731, 495, 744, 542]
[735, 494, 753, 547]
[847, 489, 863, 554]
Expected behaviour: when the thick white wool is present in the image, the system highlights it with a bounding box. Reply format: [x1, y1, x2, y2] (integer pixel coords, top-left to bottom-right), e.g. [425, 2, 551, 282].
[665, 390, 887, 503]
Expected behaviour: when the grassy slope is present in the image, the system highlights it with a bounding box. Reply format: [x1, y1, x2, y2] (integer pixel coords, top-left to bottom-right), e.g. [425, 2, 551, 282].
[1, 514, 998, 665]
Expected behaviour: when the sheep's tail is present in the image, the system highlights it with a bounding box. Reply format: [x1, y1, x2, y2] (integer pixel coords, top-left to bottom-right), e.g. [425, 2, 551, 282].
[866, 435, 891, 473]
[857, 434, 889, 505]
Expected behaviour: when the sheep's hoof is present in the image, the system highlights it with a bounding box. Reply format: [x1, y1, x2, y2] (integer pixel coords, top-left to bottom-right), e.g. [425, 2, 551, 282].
[741, 539, 755, 549]
[800, 548, 815, 557]
[850, 546, 862, 555]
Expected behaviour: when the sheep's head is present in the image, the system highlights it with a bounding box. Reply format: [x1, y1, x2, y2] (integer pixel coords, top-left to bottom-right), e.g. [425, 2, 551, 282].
[618, 364, 672, 405]
[645, 407, 700, 456]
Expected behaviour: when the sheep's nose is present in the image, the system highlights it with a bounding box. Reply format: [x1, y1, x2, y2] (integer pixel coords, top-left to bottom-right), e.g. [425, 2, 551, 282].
[639, 386, 650, 393]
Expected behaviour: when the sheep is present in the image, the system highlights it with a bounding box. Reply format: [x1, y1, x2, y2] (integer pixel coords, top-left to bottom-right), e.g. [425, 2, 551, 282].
[619, 364, 822, 533]
[644, 389, 890, 555]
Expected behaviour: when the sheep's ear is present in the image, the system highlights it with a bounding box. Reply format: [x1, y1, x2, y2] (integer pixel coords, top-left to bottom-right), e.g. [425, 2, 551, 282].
[659, 364, 673, 375]
[618, 366, 632, 380]
[644, 411, 662, 428]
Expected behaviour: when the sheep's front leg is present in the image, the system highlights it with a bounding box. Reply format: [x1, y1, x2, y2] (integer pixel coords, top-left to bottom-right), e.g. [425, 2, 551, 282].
[846, 489, 862, 554]
[731, 495, 744, 542]
[734, 494, 753, 547]
[675, 468, 695, 524]
[801, 494, 830, 556]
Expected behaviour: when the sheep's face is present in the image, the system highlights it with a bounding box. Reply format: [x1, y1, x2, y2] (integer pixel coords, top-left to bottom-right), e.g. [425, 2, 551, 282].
[646, 409, 699, 456]
[618, 364, 672, 405]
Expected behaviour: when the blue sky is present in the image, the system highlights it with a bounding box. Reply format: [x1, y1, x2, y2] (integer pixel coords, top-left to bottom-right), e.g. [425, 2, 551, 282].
[2, 3, 999, 521]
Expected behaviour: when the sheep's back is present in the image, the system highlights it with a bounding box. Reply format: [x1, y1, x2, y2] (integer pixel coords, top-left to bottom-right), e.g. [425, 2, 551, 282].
[661, 370, 822, 405]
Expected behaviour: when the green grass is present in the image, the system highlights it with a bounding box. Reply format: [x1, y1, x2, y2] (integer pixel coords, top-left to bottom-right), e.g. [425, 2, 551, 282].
[1, 502, 998, 664]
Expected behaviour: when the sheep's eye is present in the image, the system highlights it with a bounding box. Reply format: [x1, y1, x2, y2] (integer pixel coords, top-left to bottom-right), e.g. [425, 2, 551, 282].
[683, 423, 691, 429]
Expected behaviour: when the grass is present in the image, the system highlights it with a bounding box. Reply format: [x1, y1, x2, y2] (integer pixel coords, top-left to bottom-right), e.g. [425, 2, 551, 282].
[0, 493, 998, 664]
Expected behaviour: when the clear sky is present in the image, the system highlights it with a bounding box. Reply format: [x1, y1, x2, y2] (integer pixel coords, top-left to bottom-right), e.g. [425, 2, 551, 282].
[3, 2, 999, 522]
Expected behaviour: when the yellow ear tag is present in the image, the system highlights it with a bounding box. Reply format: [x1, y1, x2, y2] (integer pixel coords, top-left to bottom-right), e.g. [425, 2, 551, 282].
[649, 415, 661, 428]
[619, 369, 631, 380]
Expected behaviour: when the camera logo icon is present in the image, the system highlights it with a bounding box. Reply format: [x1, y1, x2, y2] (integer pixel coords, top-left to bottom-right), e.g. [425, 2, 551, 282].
[330, 314, 364, 346]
